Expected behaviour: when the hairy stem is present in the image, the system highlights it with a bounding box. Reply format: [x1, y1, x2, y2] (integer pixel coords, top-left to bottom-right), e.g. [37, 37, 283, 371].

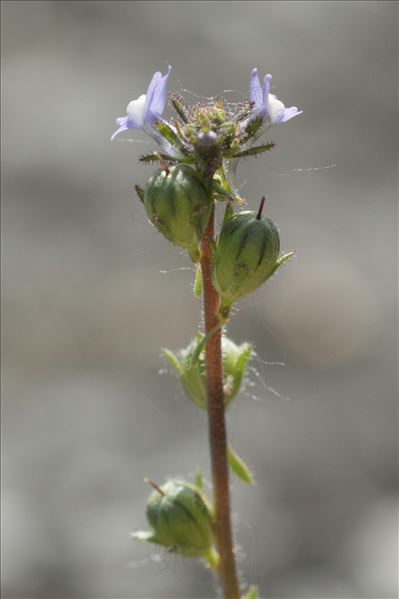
[200, 204, 240, 599]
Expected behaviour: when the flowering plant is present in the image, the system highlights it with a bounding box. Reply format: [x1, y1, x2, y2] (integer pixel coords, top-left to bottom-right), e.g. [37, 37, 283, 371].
[112, 65, 301, 599]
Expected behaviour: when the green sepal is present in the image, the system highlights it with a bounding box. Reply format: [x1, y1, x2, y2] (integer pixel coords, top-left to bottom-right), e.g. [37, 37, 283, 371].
[212, 167, 241, 203]
[131, 530, 159, 543]
[270, 251, 295, 276]
[223, 202, 234, 225]
[156, 121, 187, 153]
[227, 444, 254, 485]
[234, 102, 252, 123]
[194, 469, 204, 492]
[138, 152, 176, 164]
[134, 184, 145, 203]
[162, 340, 207, 410]
[232, 142, 276, 159]
[243, 116, 264, 141]
[162, 348, 183, 375]
[139, 152, 194, 165]
[243, 586, 260, 599]
[170, 94, 190, 123]
[222, 338, 252, 404]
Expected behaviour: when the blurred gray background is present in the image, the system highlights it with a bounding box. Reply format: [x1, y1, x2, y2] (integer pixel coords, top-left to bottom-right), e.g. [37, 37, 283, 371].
[2, 2, 398, 598]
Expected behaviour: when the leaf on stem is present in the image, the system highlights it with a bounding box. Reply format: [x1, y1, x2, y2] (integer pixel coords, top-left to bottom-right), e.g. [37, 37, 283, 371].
[227, 444, 254, 485]
[232, 142, 276, 159]
[193, 265, 203, 298]
[243, 586, 260, 599]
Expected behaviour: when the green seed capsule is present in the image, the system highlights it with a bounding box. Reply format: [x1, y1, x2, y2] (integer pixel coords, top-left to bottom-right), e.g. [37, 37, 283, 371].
[144, 164, 211, 262]
[134, 479, 215, 559]
[212, 206, 280, 316]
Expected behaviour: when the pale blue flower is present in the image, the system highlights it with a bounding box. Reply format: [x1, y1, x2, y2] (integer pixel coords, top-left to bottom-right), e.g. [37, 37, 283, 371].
[248, 68, 302, 125]
[111, 66, 172, 141]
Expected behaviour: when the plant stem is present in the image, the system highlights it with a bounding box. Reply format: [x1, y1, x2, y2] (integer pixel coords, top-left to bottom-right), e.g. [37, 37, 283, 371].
[200, 203, 240, 599]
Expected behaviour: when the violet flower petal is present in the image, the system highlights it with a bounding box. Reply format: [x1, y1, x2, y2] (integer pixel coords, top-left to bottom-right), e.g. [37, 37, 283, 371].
[148, 65, 171, 118]
[281, 106, 303, 122]
[249, 68, 263, 107]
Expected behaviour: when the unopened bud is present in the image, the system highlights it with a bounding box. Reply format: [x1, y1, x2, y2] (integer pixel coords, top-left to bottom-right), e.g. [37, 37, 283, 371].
[197, 130, 218, 147]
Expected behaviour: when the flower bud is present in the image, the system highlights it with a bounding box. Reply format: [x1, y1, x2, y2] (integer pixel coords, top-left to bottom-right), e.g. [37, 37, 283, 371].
[212, 201, 280, 317]
[144, 164, 211, 261]
[163, 334, 252, 410]
[133, 479, 215, 559]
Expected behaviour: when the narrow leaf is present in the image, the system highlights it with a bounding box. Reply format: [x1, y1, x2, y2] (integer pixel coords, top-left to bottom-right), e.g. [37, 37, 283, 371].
[232, 142, 276, 159]
[227, 444, 254, 485]
[193, 265, 203, 298]
[243, 586, 259, 599]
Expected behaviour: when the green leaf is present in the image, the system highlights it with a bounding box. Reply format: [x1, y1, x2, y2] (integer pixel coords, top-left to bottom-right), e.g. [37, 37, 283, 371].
[227, 444, 254, 485]
[232, 142, 276, 159]
[193, 265, 203, 298]
[243, 585, 259, 599]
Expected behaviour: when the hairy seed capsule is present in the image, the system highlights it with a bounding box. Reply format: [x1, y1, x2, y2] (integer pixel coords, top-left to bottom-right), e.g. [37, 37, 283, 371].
[212, 209, 280, 316]
[142, 479, 215, 558]
[144, 165, 211, 261]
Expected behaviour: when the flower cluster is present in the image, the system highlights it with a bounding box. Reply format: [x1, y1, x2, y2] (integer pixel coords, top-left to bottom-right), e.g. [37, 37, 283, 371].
[112, 66, 301, 167]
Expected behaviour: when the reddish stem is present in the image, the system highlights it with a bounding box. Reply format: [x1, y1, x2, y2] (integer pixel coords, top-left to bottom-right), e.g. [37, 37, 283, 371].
[200, 204, 240, 599]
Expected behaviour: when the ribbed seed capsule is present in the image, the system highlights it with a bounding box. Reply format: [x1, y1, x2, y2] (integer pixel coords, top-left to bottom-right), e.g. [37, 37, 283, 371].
[133, 479, 215, 559]
[212, 201, 280, 317]
[144, 164, 211, 262]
